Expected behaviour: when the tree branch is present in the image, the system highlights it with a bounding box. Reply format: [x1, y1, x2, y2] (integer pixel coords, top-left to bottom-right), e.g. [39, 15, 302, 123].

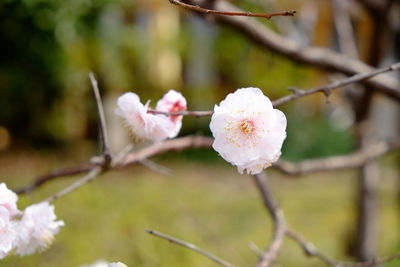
[44, 166, 102, 203]
[150, 62, 400, 117]
[252, 173, 286, 267]
[273, 139, 400, 176]
[146, 229, 234, 267]
[182, 0, 400, 100]
[15, 137, 399, 195]
[169, 0, 296, 20]
[14, 164, 95, 194]
[89, 72, 112, 166]
[272, 62, 400, 106]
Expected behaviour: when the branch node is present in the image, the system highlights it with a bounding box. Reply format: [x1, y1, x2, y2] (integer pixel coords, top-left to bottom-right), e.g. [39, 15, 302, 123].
[288, 87, 301, 95]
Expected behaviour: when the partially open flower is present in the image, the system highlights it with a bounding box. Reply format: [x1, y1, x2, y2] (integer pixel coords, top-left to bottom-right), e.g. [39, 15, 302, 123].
[0, 207, 16, 259]
[156, 90, 187, 138]
[210, 87, 287, 175]
[115, 92, 173, 142]
[0, 183, 20, 217]
[15, 202, 64, 256]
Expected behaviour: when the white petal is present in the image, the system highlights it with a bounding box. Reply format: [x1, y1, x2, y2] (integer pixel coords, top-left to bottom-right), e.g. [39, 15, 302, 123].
[209, 88, 287, 174]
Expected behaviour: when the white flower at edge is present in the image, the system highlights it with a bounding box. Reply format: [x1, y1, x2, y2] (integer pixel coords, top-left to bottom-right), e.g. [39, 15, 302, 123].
[78, 260, 127, 267]
[210, 87, 287, 175]
[108, 262, 127, 267]
[15, 202, 64, 256]
[115, 92, 174, 142]
[156, 89, 187, 138]
[0, 207, 17, 260]
[0, 183, 20, 217]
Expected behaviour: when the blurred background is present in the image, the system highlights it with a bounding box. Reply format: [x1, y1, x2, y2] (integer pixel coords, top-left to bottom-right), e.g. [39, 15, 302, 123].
[0, 0, 399, 266]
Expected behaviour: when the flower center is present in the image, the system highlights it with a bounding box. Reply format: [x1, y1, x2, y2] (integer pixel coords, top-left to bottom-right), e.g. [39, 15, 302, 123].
[240, 120, 254, 134]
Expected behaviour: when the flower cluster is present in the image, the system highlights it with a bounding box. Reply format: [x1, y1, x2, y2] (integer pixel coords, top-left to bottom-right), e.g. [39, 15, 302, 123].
[210, 87, 287, 175]
[116, 87, 286, 175]
[0, 183, 64, 259]
[115, 90, 187, 142]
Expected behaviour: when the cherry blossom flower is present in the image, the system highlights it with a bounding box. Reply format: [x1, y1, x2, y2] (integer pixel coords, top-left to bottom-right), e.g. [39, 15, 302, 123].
[79, 260, 127, 267]
[116, 91, 186, 142]
[115, 92, 174, 142]
[15, 202, 64, 256]
[0, 183, 20, 217]
[108, 262, 127, 267]
[156, 90, 187, 138]
[209, 87, 287, 175]
[0, 207, 16, 259]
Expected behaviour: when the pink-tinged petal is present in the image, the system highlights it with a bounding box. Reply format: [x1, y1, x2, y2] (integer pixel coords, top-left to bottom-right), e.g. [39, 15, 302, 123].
[155, 90, 187, 138]
[0, 183, 20, 217]
[116, 91, 186, 142]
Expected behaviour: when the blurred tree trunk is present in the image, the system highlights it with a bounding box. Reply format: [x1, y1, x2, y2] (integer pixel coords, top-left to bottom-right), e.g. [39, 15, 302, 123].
[351, 0, 394, 261]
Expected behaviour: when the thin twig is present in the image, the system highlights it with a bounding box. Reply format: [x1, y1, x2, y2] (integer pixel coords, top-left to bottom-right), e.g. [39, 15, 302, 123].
[271, 62, 400, 106]
[146, 229, 234, 267]
[34, 136, 212, 202]
[273, 138, 400, 176]
[252, 173, 286, 267]
[148, 62, 400, 118]
[286, 228, 400, 267]
[44, 167, 102, 203]
[147, 109, 212, 117]
[169, 0, 296, 20]
[89, 72, 112, 166]
[285, 228, 339, 266]
[14, 164, 95, 194]
[139, 159, 173, 176]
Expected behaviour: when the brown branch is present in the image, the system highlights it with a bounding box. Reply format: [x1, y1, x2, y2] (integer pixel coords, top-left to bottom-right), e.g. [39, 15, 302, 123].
[33, 136, 213, 202]
[169, 0, 295, 20]
[147, 109, 212, 117]
[252, 172, 400, 267]
[287, 228, 400, 267]
[252, 173, 286, 267]
[285, 229, 339, 266]
[146, 229, 234, 267]
[148, 62, 400, 118]
[183, 0, 400, 100]
[14, 164, 95, 195]
[118, 136, 214, 167]
[44, 166, 102, 203]
[89, 72, 112, 166]
[15, 137, 399, 195]
[273, 138, 400, 176]
[272, 62, 400, 106]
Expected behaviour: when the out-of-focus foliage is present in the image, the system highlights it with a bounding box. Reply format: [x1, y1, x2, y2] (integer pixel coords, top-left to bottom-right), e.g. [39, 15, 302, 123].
[0, 0, 354, 159]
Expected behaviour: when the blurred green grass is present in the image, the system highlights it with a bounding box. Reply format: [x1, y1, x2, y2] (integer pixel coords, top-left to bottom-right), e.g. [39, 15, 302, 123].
[0, 152, 399, 267]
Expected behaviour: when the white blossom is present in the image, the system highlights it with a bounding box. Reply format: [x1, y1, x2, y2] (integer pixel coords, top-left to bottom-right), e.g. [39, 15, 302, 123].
[78, 260, 127, 267]
[108, 262, 127, 267]
[0, 183, 20, 217]
[156, 89, 187, 138]
[115, 92, 174, 142]
[210, 87, 287, 174]
[0, 207, 16, 259]
[15, 202, 64, 256]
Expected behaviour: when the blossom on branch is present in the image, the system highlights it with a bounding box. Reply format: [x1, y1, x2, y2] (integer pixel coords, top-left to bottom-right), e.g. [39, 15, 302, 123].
[210, 87, 287, 175]
[15, 202, 64, 256]
[156, 90, 187, 138]
[0, 183, 20, 217]
[115, 90, 187, 142]
[0, 207, 16, 260]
